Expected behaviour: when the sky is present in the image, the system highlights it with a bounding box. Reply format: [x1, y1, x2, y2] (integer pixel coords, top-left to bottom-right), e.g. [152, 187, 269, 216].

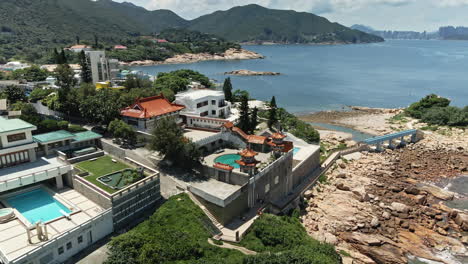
[114, 0, 467, 31]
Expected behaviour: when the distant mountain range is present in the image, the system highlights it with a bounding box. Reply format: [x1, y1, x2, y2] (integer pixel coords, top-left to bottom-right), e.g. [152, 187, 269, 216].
[0, 0, 383, 62]
[351, 25, 468, 40]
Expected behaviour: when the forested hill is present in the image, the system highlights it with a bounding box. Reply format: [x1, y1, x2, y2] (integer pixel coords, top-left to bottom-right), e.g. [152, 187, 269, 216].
[0, 0, 382, 62]
[189, 4, 383, 44]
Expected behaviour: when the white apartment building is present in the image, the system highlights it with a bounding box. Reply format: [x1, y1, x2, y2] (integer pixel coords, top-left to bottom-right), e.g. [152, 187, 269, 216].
[175, 89, 234, 130]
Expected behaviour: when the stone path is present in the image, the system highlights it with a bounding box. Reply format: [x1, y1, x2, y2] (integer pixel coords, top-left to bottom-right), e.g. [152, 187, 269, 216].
[207, 238, 257, 255]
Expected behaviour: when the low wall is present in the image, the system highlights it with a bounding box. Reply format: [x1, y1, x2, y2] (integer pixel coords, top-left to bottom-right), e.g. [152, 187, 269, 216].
[68, 151, 105, 164]
[72, 176, 112, 209]
[101, 141, 126, 159]
[292, 149, 320, 188]
[9, 209, 113, 264]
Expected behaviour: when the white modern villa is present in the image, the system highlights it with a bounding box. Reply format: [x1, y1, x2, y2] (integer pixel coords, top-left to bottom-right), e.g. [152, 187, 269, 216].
[174, 89, 237, 130]
[0, 117, 161, 264]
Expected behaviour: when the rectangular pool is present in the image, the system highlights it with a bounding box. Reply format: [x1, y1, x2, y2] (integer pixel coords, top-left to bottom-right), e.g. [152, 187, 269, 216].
[6, 188, 71, 224]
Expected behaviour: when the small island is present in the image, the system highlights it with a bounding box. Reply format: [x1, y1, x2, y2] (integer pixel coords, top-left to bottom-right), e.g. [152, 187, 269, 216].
[224, 69, 281, 76]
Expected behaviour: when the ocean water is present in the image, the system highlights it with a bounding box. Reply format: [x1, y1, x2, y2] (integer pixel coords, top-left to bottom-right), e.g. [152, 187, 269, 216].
[132, 40, 468, 113]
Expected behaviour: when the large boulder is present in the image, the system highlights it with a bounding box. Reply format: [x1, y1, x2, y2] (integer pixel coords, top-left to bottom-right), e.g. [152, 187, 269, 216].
[391, 202, 410, 213]
[418, 185, 455, 201]
[355, 244, 407, 264]
[454, 213, 468, 231]
[341, 232, 382, 246]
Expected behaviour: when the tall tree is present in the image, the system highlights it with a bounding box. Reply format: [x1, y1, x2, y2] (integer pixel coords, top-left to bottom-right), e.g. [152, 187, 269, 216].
[53, 48, 60, 64]
[3, 85, 26, 103]
[250, 107, 258, 134]
[79, 89, 120, 126]
[223, 77, 233, 102]
[270, 95, 277, 108]
[55, 64, 77, 109]
[79, 50, 92, 83]
[76, 35, 80, 44]
[268, 96, 278, 129]
[149, 117, 201, 168]
[59, 49, 67, 64]
[238, 94, 250, 132]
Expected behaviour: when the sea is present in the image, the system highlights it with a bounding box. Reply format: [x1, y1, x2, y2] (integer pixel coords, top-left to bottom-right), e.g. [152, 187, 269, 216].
[131, 40, 468, 114]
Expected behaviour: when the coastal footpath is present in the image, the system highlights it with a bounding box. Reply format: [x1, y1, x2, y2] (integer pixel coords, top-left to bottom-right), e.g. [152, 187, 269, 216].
[120, 48, 264, 66]
[300, 108, 468, 263]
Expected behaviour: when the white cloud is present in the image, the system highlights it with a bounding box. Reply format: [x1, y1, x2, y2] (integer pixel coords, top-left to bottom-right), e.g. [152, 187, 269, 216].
[435, 0, 468, 6]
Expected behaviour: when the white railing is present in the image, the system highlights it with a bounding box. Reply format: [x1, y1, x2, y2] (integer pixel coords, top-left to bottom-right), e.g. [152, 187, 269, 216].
[9, 209, 112, 264]
[0, 165, 72, 193]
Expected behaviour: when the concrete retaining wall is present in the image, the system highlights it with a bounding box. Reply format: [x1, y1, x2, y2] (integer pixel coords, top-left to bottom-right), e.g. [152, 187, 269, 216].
[72, 177, 112, 209]
[68, 151, 105, 164]
[292, 149, 320, 188]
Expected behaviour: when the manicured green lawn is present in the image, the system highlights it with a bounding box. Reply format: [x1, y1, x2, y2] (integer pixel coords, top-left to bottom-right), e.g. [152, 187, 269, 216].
[75, 155, 132, 194]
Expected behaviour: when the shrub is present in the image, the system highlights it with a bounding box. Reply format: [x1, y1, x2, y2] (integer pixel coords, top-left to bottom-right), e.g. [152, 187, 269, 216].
[57, 120, 69, 130]
[67, 125, 87, 133]
[38, 119, 58, 133]
[421, 106, 468, 127]
[406, 94, 450, 119]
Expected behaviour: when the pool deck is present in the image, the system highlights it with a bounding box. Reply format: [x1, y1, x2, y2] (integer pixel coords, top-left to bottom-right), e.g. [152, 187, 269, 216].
[203, 149, 270, 172]
[0, 187, 105, 262]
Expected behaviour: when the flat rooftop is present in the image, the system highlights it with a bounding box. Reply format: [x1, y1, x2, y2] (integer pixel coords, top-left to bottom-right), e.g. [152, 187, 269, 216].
[0, 156, 67, 180]
[176, 89, 223, 101]
[0, 187, 105, 262]
[190, 178, 242, 202]
[0, 117, 36, 133]
[184, 129, 218, 143]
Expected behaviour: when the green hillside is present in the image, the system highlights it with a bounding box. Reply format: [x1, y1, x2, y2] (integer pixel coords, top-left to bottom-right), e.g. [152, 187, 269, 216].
[0, 0, 383, 63]
[189, 4, 383, 43]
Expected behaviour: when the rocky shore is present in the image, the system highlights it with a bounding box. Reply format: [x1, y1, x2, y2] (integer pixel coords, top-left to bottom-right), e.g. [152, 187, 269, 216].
[120, 48, 264, 66]
[298, 106, 404, 135]
[302, 132, 468, 263]
[224, 69, 280, 76]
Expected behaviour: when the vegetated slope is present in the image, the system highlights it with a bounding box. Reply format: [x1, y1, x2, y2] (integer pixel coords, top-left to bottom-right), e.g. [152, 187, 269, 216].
[189, 4, 383, 43]
[0, 0, 185, 61]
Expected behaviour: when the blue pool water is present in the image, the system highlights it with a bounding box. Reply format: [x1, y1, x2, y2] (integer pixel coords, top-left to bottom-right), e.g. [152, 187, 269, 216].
[7, 188, 71, 224]
[215, 154, 241, 169]
[293, 147, 300, 155]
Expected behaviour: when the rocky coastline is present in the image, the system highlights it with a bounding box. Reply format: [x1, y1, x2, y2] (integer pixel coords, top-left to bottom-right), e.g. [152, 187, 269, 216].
[300, 107, 468, 263]
[224, 69, 280, 76]
[120, 48, 264, 66]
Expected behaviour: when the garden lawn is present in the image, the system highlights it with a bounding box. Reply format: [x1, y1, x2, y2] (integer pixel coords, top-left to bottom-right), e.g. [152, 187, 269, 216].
[75, 155, 131, 194]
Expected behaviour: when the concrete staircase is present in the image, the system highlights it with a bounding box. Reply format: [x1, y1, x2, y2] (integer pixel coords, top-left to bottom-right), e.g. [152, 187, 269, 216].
[186, 191, 224, 231]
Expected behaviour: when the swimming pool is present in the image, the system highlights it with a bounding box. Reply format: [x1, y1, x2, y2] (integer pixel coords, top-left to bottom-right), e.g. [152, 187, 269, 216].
[293, 147, 301, 155]
[215, 154, 241, 169]
[6, 188, 71, 224]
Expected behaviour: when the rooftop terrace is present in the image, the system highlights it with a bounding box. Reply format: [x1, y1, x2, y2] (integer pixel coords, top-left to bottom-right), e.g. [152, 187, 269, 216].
[0, 187, 106, 263]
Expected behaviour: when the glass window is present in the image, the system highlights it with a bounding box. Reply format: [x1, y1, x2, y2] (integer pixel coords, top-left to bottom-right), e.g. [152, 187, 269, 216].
[211, 100, 216, 105]
[7, 133, 26, 142]
[275, 176, 279, 185]
[211, 110, 216, 115]
[265, 184, 270, 194]
[78, 236, 83, 244]
[66, 242, 72, 250]
[58, 246, 64, 255]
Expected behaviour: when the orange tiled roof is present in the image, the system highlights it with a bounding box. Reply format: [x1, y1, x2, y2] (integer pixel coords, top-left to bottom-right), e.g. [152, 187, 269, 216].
[214, 162, 234, 171]
[267, 140, 294, 153]
[114, 45, 127, 49]
[271, 132, 287, 140]
[120, 95, 185, 119]
[238, 149, 258, 158]
[248, 135, 266, 145]
[222, 122, 234, 129]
